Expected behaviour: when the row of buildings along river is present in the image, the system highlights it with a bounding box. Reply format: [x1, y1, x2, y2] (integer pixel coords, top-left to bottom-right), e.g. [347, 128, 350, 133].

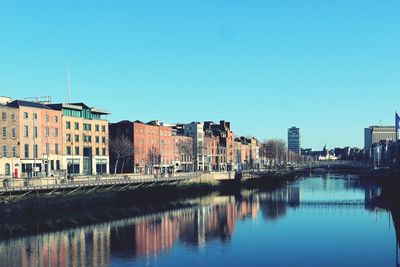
[0, 95, 281, 179]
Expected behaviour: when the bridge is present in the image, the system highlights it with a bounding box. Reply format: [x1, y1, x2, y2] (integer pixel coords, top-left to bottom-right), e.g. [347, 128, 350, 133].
[240, 161, 371, 180]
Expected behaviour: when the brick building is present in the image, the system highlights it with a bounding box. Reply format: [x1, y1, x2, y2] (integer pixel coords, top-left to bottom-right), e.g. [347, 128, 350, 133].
[204, 130, 220, 171]
[110, 120, 174, 174]
[204, 121, 235, 171]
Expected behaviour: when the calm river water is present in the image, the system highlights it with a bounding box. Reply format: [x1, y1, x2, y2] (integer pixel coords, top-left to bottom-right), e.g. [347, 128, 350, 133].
[0, 173, 398, 267]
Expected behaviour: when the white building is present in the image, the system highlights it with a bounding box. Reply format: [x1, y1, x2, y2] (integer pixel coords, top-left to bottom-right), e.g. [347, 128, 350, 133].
[184, 122, 204, 171]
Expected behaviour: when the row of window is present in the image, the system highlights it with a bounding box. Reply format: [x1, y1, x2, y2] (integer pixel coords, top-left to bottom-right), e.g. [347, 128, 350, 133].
[135, 138, 173, 146]
[134, 148, 173, 155]
[2, 127, 16, 139]
[1, 146, 17, 158]
[1, 112, 16, 121]
[22, 125, 59, 138]
[135, 128, 172, 136]
[134, 158, 173, 165]
[66, 146, 107, 156]
[66, 134, 107, 144]
[66, 121, 106, 132]
[23, 112, 59, 123]
[23, 143, 60, 158]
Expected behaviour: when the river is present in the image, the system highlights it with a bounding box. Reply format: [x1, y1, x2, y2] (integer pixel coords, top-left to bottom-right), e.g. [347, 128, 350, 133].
[0, 173, 398, 267]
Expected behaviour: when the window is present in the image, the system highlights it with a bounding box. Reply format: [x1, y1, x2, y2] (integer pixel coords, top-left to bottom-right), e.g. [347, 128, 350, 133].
[33, 113, 38, 120]
[66, 134, 71, 142]
[74, 122, 79, 130]
[95, 136, 99, 143]
[12, 146, 16, 157]
[5, 163, 10, 176]
[1, 112, 6, 120]
[24, 125, 29, 137]
[11, 114, 16, 121]
[2, 127, 6, 138]
[102, 148, 106, 156]
[54, 116, 58, 123]
[54, 128, 59, 137]
[83, 123, 92, 131]
[102, 137, 106, 144]
[66, 121, 71, 129]
[11, 128, 16, 139]
[45, 114, 49, 122]
[75, 146, 79, 155]
[96, 148, 99, 156]
[95, 125, 99, 132]
[34, 126, 38, 138]
[46, 127, 50, 137]
[33, 144, 38, 158]
[24, 144, 29, 158]
[102, 125, 106, 132]
[2, 146, 7, 157]
[55, 144, 59, 155]
[23, 112, 28, 119]
[75, 135, 79, 142]
[84, 135, 92, 143]
[66, 146, 71, 155]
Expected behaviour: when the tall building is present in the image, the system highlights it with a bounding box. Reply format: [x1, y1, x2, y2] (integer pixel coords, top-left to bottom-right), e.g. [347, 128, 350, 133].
[364, 126, 396, 152]
[288, 127, 301, 155]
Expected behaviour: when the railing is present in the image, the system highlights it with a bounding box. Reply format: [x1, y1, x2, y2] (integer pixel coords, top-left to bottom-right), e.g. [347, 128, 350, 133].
[0, 172, 202, 194]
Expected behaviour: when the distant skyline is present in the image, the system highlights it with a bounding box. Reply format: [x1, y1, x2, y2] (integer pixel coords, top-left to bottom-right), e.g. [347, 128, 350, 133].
[1, 0, 399, 149]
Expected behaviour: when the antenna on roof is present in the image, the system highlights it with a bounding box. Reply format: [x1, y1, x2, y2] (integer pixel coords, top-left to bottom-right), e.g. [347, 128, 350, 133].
[67, 65, 71, 103]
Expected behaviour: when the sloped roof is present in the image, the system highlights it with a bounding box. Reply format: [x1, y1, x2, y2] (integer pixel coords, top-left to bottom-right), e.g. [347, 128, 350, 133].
[7, 100, 52, 110]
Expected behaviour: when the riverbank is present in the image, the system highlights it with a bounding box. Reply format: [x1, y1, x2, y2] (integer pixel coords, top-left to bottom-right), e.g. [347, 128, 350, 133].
[0, 171, 301, 238]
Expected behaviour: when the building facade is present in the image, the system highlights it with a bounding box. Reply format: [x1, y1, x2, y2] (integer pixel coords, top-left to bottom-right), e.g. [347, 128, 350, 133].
[288, 127, 301, 155]
[184, 122, 205, 171]
[364, 126, 396, 154]
[204, 121, 235, 171]
[0, 104, 20, 177]
[110, 120, 174, 174]
[173, 135, 193, 172]
[48, 103, 110, 175]
[7, 100, 64, 178]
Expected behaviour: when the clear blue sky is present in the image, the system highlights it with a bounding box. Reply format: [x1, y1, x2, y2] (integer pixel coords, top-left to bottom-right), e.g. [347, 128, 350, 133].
[1, 0, 399, 149]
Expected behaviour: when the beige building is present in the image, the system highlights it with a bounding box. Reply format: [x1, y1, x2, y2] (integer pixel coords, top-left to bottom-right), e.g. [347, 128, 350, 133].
[0, 104, 20, 177]
[48, 103, 110, 175]
[7, 100, 63, 178]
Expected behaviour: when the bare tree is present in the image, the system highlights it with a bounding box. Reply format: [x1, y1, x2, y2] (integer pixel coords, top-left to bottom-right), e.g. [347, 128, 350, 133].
[260, 139, 287, 163]
[175, 139, 193, 171]
[147, 147, 160, 174]
[176, 139, 193, 161]
[109, 135, 133, 174]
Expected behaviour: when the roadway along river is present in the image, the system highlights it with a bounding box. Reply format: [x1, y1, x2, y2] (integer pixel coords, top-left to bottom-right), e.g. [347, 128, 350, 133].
[0, 173, 398, 267]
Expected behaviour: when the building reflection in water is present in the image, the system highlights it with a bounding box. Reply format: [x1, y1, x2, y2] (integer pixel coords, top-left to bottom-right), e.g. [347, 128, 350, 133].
[0, 181, 395, 267]
[0, 226, 111, 267]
